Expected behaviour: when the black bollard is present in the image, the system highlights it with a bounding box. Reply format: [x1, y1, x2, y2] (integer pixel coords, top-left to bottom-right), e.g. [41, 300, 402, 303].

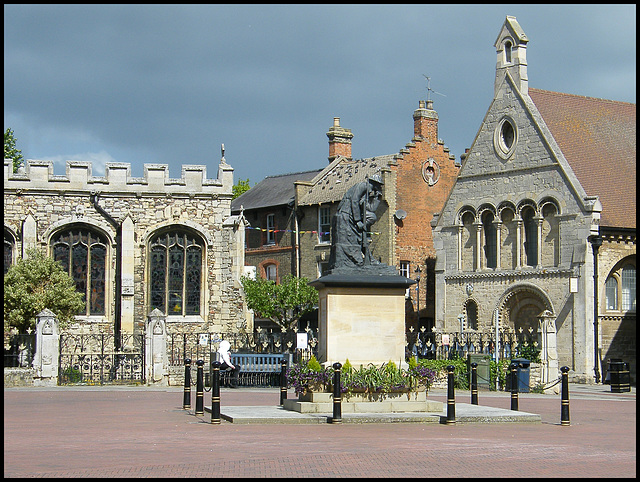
[446, 365, 455, 424]
[280, 358, 288, 406]
[331, 362, 342, 424]
[560, 366, 570, 426]
[211, 361, 221, 425]
[470, 362, 478, 405]
[195, 359, 204, 416]
[183, 358, 192, 410]
[510, 362, 518, 411]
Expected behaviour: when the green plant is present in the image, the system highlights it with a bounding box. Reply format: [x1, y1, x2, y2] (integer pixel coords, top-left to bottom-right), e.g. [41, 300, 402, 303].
[306, 355, 323, 372]
[286, 359, 331, 396]
[4, 248, 85, 333]
[416, 359, 469, 390]
[490, 359, 511, 390]
[516, 342, 541, 363]
[240, 274, 318, 330]
[62, 367, 82, 383]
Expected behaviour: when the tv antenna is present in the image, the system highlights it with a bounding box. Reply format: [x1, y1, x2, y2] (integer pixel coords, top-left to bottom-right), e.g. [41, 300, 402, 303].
[423, 75, 446, 102]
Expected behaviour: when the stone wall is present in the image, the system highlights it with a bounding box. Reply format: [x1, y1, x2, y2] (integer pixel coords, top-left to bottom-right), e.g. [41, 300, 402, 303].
[4, 157, 247, 336]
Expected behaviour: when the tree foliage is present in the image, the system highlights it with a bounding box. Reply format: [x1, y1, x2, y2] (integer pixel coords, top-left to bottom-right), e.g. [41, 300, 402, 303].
[240, 274, 318, 330]
[4, 248, 85, 333]
[232, 178, 251, 200]
[4, 127, 25, 173]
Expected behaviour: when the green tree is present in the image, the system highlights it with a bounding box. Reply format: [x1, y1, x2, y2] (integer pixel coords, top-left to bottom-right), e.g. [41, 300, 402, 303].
[4, 127, 25, 173]
[232, 178, 251, 200]
[240, 274, 318, 330]
[4, 248, 85, 333]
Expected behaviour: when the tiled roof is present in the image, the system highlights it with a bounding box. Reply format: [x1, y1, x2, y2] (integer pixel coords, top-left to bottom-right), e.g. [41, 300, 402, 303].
[231, 169, 322, 212]
[529, 88, 636, 229]
[297, 154, 396, 206]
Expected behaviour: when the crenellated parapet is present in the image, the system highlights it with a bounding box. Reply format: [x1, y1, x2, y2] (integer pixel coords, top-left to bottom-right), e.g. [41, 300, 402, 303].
[4, 158, 234, 197]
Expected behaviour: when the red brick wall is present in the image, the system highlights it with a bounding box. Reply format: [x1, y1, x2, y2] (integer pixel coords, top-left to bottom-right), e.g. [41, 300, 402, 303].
[392, 110, 460, 324]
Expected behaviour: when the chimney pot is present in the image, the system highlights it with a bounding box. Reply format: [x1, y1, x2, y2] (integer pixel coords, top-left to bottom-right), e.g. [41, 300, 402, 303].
[333, 117, 340, 127]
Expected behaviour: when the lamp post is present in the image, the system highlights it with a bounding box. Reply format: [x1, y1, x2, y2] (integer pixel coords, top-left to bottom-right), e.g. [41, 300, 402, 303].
[589, 234, 603, 384]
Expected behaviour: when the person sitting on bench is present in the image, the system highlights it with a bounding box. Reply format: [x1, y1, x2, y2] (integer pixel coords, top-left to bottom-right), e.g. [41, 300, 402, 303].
[217, 340, 240, 388]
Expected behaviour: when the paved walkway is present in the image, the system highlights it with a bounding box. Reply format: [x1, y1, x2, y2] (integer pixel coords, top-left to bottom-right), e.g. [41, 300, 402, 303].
[4, 384, 635, 478]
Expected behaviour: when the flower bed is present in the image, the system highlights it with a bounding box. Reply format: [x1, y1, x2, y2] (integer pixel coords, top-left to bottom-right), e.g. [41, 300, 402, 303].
[286, 356, 436, 397]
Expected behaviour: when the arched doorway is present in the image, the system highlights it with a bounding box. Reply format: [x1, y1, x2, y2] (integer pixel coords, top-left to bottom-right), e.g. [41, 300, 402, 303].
[497, 284, 554, 364]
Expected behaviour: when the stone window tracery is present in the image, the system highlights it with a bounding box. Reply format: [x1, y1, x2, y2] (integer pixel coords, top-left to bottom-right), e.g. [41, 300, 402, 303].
[52, 227, 107, 316]
[149, 229, 203, 316]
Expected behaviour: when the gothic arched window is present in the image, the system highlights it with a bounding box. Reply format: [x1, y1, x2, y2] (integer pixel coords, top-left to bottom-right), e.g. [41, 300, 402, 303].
[52, 227, 107, 316]
[4, 229, 15, 275]
[149, 230, 203, 316]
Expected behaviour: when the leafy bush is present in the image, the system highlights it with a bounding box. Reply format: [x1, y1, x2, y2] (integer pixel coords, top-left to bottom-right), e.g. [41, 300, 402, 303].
[286, 358, 331, 396]
[288, 359, 436, 395]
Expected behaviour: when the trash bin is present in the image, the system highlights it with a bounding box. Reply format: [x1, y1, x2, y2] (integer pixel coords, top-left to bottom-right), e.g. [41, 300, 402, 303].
[604, 358, 622, 385]
[609, 360, 630, 393]
[468, 353, 491, 388]
[506, 358, 530, 393]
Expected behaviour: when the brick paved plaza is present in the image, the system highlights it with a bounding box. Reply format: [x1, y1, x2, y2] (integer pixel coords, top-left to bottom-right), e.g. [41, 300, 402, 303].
[4, 385, 635, 478]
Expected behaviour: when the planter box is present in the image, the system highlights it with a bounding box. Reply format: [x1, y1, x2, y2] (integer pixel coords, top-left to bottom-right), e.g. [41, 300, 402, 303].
[299, 390, 427, 403]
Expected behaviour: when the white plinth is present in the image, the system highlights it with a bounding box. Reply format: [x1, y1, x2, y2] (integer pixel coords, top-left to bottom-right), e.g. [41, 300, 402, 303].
[317, 285, 407, 368]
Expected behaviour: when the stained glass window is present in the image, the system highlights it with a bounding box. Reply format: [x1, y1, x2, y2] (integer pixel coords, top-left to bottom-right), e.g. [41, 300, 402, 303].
[4, 230, 14, 275]
[52, 227, 107, 316]
[149, 230, 203, 316]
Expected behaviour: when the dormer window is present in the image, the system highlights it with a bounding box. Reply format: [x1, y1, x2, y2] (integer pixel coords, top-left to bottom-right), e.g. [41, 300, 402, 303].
[504, 40, 512, 64]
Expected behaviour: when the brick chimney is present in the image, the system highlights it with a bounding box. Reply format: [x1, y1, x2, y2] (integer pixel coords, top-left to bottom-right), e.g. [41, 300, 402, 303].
[326, 117, 353, 162]
[413, 100, 438, 143]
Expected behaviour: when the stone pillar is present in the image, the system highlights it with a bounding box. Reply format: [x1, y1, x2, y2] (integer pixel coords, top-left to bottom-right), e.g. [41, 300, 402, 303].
[22, 214, 37, 255]
[32, 309, 60, 387]
[145, 308, 168, 385]
[539, 310, 559, 394]
[120, 215, 135, 334]
[475, 223, 482, 271]
[495, 220, 502, 270]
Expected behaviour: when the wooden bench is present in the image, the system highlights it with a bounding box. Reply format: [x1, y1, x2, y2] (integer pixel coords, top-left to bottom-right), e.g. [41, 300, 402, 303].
[219, 353, 292, 387]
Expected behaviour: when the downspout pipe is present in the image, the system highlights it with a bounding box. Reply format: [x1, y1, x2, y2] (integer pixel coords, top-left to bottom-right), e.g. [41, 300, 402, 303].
[91, 191, 122, 349]
[589, 234, 603, 384]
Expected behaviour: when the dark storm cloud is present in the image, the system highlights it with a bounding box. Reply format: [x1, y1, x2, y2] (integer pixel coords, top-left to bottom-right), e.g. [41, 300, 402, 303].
[3, 4, 636, 182]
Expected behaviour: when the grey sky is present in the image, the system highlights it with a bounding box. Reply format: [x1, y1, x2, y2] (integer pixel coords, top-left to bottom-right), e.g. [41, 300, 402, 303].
[4, 4, 636, 184]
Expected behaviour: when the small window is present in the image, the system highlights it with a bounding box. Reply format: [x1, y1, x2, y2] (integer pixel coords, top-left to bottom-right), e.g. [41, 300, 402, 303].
[522, 207, 538, 267]
[495, 117, 517, 159]
[501, 121, 515, 150]
[318, 206, 331, 244]
[266, 214, 276, 245]
[621, 265, 636, 311]
[399, 261, 410, 278]
[504, 40, 512, 64]
[482, 211, 497, 269]
[265, 263, 277, 281]
[466, 300, 478, 331]
[606, 277, 618, 310]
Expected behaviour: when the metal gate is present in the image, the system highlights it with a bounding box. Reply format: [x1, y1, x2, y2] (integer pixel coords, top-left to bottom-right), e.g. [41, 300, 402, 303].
[59, 333, 145, 385]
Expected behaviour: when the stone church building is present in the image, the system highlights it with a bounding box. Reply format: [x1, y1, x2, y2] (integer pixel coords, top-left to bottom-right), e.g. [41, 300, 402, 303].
[432, 16, 636, 383]
[4, 150, 249, 338]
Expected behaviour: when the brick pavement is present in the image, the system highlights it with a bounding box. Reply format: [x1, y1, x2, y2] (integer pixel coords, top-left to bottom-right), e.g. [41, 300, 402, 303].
[4, 385, 635, 478]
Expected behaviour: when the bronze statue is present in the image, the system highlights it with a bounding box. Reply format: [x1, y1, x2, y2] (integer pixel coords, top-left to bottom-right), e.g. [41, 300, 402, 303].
[328, 174, 385, 271]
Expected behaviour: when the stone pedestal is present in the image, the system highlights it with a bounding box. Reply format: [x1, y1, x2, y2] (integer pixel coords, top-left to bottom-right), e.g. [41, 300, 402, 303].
[283, 391, 443, 413]
[310, 271, 415, 368]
